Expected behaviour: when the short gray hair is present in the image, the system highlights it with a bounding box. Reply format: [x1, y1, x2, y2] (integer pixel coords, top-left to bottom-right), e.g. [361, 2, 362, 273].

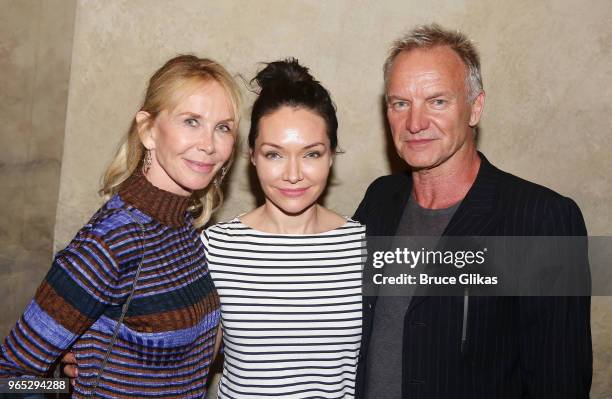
[384, 24, 483, 102]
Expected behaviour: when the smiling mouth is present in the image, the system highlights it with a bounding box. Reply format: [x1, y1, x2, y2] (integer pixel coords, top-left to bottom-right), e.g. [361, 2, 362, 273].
[277, 187, 309, 197]
[185, 159, 215, 173]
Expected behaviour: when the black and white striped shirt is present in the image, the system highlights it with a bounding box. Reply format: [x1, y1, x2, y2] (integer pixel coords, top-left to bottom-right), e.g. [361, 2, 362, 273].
[202, 218, 365, 398]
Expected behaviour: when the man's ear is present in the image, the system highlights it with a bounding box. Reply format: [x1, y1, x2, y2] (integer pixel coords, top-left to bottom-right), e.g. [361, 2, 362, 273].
[136, 111, 155, 149]
[468, 91, 485, 127]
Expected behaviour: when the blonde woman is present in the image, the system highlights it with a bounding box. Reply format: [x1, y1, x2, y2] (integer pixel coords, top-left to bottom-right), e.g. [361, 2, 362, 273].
[0, 55, 240, 398]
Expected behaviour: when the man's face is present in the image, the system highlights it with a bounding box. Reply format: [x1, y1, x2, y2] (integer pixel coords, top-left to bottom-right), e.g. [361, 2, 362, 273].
[386, 46, 484, 171]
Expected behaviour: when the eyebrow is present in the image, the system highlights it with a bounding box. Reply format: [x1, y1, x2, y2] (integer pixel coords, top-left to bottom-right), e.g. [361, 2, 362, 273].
[177, 111, 201, 118]
[426, 91, 453, 100]
[259, 142, 326, 149]
[177, 112, 234, 123]
[386, 95, 406, 102]
[304, 142, 326, 149]
[386, 92, 456, 102]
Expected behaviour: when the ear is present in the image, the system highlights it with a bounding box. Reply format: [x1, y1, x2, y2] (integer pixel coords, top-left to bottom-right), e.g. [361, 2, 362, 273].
[136, 111, 156, 150]
[329, 153, 334, 168]
[468, 91, 485, 127]
[249, 148, 256, 166]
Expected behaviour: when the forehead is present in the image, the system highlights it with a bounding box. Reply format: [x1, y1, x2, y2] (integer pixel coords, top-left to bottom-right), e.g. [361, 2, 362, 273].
[387, 46, 468, 93]
[258, 106, 329, 145]
[168, 79, 233, 116]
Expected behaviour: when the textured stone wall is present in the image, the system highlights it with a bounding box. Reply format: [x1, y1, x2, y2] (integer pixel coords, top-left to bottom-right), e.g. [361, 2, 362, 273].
[0, 0, 76, 336]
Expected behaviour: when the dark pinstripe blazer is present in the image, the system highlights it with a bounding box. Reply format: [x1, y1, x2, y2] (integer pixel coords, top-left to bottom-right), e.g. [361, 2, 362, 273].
[353, 153, 592, 399]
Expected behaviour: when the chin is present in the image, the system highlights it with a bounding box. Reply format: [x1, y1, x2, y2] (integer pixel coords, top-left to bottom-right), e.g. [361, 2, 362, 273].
[399, 147, 443, 169]
[177, 176, 215, 193]
[400, 155, 431, 169]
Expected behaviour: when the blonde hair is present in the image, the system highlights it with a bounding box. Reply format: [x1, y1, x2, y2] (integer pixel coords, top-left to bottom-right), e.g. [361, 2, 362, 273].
[100, 55, 241, 228]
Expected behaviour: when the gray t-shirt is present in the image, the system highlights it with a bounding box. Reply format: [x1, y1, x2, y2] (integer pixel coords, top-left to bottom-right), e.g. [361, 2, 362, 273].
[364, 195, 461, 399]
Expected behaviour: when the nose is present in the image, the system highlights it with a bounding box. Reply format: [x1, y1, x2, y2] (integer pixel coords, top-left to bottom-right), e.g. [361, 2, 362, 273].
[198, 129, 215, 154]
[407, 104, 429, 134]
[283, 157, 303, 184]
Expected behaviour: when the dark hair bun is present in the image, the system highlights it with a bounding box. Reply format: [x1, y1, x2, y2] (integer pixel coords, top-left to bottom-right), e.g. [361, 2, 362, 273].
[248, 58, 339, 152]
[253, 58, 315, 92]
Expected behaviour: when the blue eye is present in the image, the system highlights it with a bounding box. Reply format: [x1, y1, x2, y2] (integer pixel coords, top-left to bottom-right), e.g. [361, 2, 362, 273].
[185, 118, 199, 127]
[431, 99, 447, 108]
[217, 123, 231, 133]
[305, 151, 321, 159]
[265, 152, 281, 160]
[390, 100, 409, 111]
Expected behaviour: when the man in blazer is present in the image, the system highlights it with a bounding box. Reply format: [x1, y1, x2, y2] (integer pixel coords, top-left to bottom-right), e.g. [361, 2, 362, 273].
[353, 24, 592, 399]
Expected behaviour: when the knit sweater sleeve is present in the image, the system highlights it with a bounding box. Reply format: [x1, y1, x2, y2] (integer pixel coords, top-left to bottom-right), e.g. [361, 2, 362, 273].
[0, 214, 127, 377]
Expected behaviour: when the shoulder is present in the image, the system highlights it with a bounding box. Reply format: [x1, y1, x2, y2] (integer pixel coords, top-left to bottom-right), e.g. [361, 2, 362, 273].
[476, 153, 570, 206]
[54, 196, 145, 278]
[493, 164, 578, 210]
[89, 196, 145, 232]
[344, 217, 364, 225]
[66, 195, 146, 255]
[201, 217, 245, 243]
[357, 172, 410, 207]
[363, 172, 411, 197]
[315, 206, 360, 233]
[341, 218, 366, 235]
[353, 172, 411, 222]
[486, 161, 585, 235]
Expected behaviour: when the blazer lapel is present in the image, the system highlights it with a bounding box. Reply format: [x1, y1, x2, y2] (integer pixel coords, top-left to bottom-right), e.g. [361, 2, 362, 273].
[407, 153, 502, 313]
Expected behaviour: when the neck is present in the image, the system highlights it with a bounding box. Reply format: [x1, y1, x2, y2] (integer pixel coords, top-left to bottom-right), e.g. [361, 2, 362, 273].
[411, 148, 480, 209]
[119, 170, 193, 227]
[145, 163, 192, 197]
[257, 201, 321, 234]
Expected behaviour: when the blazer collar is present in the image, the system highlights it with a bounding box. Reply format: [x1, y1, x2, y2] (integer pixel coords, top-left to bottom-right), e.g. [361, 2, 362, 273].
[442, 152, 500, 236]
[386, 152, 500, 236]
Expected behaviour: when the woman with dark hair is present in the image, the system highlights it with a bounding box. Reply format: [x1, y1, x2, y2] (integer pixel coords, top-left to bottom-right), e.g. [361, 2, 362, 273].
[202, 59, 364, 398]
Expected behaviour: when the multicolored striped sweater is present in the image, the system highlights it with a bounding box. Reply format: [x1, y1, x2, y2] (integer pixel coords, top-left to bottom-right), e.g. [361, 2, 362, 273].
[0, 172, 221, 398]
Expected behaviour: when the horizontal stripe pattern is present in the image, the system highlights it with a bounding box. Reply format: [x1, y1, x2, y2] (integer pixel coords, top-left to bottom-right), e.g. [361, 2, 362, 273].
[203, 218, 365, 398]
[0, 193, 220, 398]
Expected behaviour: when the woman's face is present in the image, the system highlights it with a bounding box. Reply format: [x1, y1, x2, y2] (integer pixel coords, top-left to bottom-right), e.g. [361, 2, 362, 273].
[138, 80, 236, 196]
[252, 106, 333, 215]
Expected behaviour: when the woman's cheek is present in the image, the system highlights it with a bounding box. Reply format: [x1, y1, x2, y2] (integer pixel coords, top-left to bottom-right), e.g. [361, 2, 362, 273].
[218, 135, 236, 161]
[304, 159, 330, 182]
[256, 160, 281, 184]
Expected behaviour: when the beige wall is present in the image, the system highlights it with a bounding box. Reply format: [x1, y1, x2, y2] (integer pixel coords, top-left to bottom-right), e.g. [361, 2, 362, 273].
[0, 0, 76, 335]
[55, 0, 612, 242]
[1, 0, 610, 396]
